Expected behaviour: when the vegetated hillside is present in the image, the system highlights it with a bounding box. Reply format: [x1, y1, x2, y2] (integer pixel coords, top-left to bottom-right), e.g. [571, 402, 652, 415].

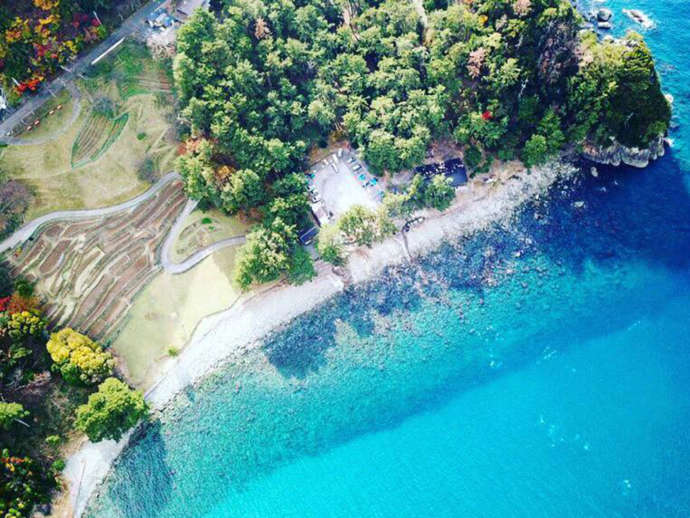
[0, 263, 149, 518]
[173, 0, 670, 287]
[0, 0, 146, 105]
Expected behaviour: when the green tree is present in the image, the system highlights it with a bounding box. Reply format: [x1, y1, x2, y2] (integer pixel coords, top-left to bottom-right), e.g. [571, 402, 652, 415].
[266, 194, 310, 227]
[233, 218, 296, 290]
[424, 175, 455, 211]
[177, 140, 218, 204]
[220, 169, 266, 214]
[522, 134, 549, 168]
[74, 378, 148, 443]
[316, 223, 345, 265]
[272, 174, 308, 198]
[338, 206, 381, 247]
[46, 328, 114, 386]
[287, 246, 316, 285]
[0, 402, 28, 431]
[538, 108, 565, 154]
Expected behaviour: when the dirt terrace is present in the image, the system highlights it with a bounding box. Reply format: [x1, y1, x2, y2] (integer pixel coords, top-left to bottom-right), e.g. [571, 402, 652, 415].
[5, 180, 187, 341]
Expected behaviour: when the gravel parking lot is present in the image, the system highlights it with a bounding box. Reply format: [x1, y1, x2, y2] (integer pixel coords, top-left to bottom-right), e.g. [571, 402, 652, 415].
[309, 150, 382, 220]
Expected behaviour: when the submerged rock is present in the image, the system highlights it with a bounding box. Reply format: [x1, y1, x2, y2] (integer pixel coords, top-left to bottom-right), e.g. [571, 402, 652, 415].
[597, 21, 613, 30]
[597, 8, 613, 22]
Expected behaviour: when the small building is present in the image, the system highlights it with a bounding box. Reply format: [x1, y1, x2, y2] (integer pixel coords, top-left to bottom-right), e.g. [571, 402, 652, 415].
[413, 157, 467, 188]
[299, 226, 319, 246]
[310, 200, 330, 227]
[146, 8, 174, 28]
[175, 0, 209, 21]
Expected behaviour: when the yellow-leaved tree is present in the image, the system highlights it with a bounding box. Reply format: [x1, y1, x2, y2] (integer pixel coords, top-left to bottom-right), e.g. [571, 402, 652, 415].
[46, 328, 114, 386]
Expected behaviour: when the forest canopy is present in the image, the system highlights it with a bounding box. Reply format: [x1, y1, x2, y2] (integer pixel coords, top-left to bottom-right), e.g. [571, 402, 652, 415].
[174, 0, 670, 285]
[0, 0, 145, 104]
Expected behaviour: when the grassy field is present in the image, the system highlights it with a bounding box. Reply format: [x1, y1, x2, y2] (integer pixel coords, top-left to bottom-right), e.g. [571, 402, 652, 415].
[15, 88, 74, 140]
[0, 41, 178, 219]
[111, 246, 242, 386]
[171, 208, 251, 262]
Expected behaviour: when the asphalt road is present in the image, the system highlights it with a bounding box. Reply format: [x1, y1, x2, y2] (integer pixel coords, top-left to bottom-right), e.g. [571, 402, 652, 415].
[0, 0, 164, 140]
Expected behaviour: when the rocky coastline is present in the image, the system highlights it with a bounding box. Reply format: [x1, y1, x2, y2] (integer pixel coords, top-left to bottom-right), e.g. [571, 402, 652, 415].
[581, 135, 667, 168]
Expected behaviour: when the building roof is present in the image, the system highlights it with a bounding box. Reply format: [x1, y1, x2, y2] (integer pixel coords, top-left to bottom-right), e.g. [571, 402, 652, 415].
[413, 157, 467, 188]
[176, 0, 207, 18]
[310, 201, 330, 227]
[299, 226, 319, 246]
[147, 7, 174, 26]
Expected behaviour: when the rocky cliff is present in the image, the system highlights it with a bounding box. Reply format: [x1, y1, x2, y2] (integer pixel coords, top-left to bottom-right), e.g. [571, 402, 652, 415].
[581, 135, 666, 168]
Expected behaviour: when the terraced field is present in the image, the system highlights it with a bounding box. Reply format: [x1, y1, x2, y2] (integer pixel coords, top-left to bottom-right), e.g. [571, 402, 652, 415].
[0, 40, 178, 219]
[71, 110, 129, 168]
[4, 180, 187, 341]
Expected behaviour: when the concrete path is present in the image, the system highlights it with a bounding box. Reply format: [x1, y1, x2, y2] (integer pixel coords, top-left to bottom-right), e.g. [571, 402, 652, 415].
[0, 172, 180, 255]
[0, 0, 165, 140]
[159, 198, 246, 274]
[0, 170, 246, 273]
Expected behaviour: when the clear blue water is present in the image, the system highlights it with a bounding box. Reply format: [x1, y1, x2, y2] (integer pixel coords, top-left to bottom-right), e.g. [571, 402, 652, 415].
[87, 3, 690, 517]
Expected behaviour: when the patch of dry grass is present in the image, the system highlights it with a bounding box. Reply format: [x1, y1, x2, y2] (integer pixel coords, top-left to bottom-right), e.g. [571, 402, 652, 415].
[111, 246, 241, 386]
[0, 42, 178, 219]
[171, 208, 251, 263]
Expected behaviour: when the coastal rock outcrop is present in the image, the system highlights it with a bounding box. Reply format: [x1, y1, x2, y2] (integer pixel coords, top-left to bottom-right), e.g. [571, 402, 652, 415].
[581, 135, 666, 168]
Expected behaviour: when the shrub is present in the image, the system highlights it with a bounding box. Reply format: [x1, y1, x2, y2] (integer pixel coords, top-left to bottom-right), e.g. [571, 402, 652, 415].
[136, 156, 157, 184]
[0, 402, 28, 430]
[92, 97, 115, 119]
[6, 293, 40, 314]
[75, 378, 149, 442]
[46, 328, 114, 386]
[316, 223, 345, 266]
[5, 311, 46, 342]
[0, 450, 53, 518]
[464, 146, 483, 171]
[44, 435, 61, 447]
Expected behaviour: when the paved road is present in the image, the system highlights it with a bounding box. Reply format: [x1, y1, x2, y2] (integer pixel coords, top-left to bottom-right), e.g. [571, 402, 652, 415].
[0, 0, 164, 140]
[2, 81, 83, 146]
[159, 198, 246, 274]
[0, 172, 180, 255]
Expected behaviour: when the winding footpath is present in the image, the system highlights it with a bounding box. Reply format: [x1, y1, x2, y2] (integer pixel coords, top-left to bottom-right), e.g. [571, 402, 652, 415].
[159, 198, 246, 274]
[1, 81, 83, 146]
[0, 172, 181, 255]
[0, 172, 246, 273]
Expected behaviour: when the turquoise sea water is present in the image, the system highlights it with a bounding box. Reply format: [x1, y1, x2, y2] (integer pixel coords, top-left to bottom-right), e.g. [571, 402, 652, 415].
[87, 3, 690, 517]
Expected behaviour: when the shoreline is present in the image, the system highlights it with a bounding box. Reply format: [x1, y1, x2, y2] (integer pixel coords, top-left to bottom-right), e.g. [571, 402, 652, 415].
[61, 158, 578, 517]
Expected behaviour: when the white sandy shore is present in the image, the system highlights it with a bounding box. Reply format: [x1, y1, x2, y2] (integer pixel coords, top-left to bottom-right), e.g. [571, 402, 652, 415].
[61, 159, 577, 517]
